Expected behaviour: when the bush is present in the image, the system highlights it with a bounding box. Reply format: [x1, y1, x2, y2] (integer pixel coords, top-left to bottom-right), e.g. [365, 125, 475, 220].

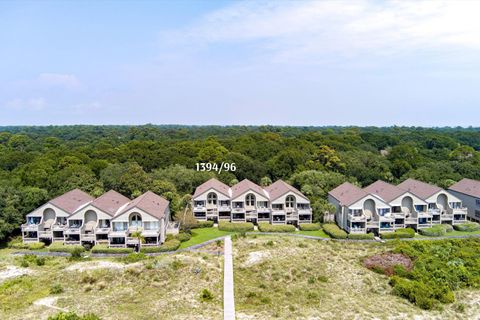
[348, 232, 375, 240]
[298, 223, 321, 231]
[121, 253, 146, 264]
[218, 221, 254, 232]
[322, 224, 347, 239]
[70, 247, 84, 260]
[140, 239, 181, 253]
[48, 243, 86, 253]
[175, 232, 192, 242]
[47, 311, 101, 320]
[9, 241, 46, 250]
[381, 228, 415, 239]
[257, 223, 295, 233]
[453, 222, 480, 232]
[200, 288, 214, 302]
[91, 244, 134, 254]
[439, 224, 454, 232]
[419, 225, 446, 237]
[193, 221, 214, 228]
[50, 283, 64, 294]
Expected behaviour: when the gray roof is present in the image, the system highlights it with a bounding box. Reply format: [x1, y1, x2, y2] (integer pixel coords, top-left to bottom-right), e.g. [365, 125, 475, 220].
[449, 178, 480, 198]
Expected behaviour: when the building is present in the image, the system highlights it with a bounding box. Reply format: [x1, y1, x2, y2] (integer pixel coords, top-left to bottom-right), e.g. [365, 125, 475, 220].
[398, 179, 467, 225]
[22, 189, 171, 247]
[448, 178, 480, 222]
[192, 178, 312, 225]
[328, 178, 468, 234]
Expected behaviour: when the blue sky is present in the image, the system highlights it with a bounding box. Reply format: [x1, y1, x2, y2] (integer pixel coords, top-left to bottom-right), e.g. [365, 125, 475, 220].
[1, 0, 480, 126]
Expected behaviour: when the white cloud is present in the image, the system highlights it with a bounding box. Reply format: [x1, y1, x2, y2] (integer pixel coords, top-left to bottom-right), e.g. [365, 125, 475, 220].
[5, 97, 47, 111]
[169, 0, 480, 63]
[37, 73, 80, 89]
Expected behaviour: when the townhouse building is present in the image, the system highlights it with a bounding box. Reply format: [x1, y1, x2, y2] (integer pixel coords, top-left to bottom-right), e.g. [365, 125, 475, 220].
[448, 178, 480, 222]
[192, 178, 312, 225]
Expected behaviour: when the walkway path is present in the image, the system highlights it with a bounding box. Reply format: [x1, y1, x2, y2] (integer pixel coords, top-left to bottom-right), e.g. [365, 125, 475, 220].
[223, 236, 235, 320]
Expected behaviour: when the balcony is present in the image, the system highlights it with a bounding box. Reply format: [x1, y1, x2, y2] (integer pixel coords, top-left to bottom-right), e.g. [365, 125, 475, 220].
[232, 207, 245, 213]
[286, 213, 299, 220]
[142, 229, 160, 237]
[81, 234, 96, 241]
[193, 206, 206, 212]
[347, 226, 366, 233]
[348, 214, 366, 222]
[38, 230, 52, 239]
[22, 223, 40, 232]
[257, 207, 270, 213]
[218, 205, 231, 212]
[366, 221, 379, 228]
[405, 217, 418, 224]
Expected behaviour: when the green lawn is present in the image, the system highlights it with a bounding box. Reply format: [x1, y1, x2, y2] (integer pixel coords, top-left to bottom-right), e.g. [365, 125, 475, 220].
[179, 227, 233, 249]
[296, 229, 330, 238]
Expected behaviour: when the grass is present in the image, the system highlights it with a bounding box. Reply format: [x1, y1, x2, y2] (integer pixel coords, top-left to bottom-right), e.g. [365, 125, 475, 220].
[0, 249, 224, 319]
[233, 235, 480, 319]
[296, 229, 330, 238]
[179, 228, 233, 249]
[415, 229, 480, 238]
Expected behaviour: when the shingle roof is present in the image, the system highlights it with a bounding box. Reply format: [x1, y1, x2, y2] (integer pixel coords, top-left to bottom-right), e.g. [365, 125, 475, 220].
[90, 190, 131, 217]
[397, 178, 442, 200]
[328, 182, 368, 206]
[231, 179, 266, 199]
[49, 189, 94, 214]
[449, 178, 480, 198]
[265, 180, 307, 202]
[193, 178, 230, 198]
[117, 191, 169, 219]
[364, 180, 406, 203]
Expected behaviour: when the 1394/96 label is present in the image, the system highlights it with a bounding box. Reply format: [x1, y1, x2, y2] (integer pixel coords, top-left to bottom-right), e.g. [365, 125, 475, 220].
[195, 162, 236, 174]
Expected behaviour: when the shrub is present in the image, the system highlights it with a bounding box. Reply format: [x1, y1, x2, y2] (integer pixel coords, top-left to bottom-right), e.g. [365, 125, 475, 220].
[419, 225, 446, 237]
[322, 224, 347, 239]
[194, 221, 214, 228]
[381, 228, 415, 239]
[36, 256, 46, 266]
[48, 243, 85, 253]
[200, 288, 213, 302]
[348, 232, 375, 240]
[453, 222, 480, 232]
[140, 239, 181, 253]
[257, 223, 295, 233]
[121, 253, 146, 264]
[9, 241, 46, 250]
[439, 224, 454, 232]
[47, 311, 101, 320]
[175, 232, 192, 242]
[218, 221, 254, 232]
[298, 223, 321, 231]
[50, 283, 64, 294]
[91, 244, 134, 254]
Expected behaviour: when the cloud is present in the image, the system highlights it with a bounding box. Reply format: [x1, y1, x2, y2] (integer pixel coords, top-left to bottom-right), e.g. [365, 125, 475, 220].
[5, 97, 47, 111]
[168, 0, 480, 63]
[37, 73, 80, 89]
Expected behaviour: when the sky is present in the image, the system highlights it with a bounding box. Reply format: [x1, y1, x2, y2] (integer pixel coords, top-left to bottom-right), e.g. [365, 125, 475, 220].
[1, 0, 480, 126]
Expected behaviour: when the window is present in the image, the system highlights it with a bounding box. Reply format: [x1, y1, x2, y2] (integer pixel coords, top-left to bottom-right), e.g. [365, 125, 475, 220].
[349, 209, 362, 216]
[475, 210, 480, 218]
[286, 195, 296, 208]
[449, 202, 462, 209]
[476, 199, 480, 207]
[27, 217, 41, 225]
[113, 222, 127, 231]
[428, 203, 436, 209]
[129, 213, 142, 227]
[69, 220, 82, 228]
[207, 192, 217, 205]
[415, 205, 424, 212]
[246, 193, 255, 206]
[377, 208, 390, 216]
[144, 221, 159, 230]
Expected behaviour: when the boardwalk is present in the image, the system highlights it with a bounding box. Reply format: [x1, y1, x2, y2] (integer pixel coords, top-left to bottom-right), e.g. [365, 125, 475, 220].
[223, 236, 235, 320]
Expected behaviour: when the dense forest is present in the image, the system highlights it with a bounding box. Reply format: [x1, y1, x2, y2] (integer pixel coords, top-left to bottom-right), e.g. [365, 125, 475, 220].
[1, 125, 480, 242]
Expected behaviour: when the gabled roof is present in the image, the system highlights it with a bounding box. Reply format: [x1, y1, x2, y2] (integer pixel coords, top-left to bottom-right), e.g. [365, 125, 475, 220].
[90, 190, 131, 217]
[265, 180, 306, 202]
[231, 179, 267, 199]
[449, 178, 480, 198]
[364, 180, 407, 203]
[328, 182, 368, 206]
[397, 178, 442, 200]
[49, 189, 94, 214]
[117, 191, 169, 219]
[193, 178, 230, 198]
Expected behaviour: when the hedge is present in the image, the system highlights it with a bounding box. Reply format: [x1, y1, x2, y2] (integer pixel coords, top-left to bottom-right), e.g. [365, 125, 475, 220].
[48, 242, 86, 253]
[439, 224, 453, 233]
[348, 232, 375, 240]
[218, 221, 254, 232]
[298, 223, 321, 231]
[140, 239, 181, 253]
[91, 244, 134, 254]
[257, 223, 296, 233]
[9, 241, 46, 250]
[380, 228, 416, 239]
[453, 222, 480, 232]
[322, 224, 348, 239]
[418, 225, 446, 237]
[175, 232, 192, 242]
[193, 221, 214, 228]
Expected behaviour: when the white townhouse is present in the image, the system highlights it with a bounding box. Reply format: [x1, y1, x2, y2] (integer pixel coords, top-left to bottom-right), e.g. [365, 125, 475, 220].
[328, 182, 392, 234]
[22, 189, 94, 243]
[448, 178, 480, 222]
[23, 189, 171, 248]
[192, 178, 312, 225]
[398, 179, 467, 225]
[364, 180, 431, 229]
[64, 190, 130, 245]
